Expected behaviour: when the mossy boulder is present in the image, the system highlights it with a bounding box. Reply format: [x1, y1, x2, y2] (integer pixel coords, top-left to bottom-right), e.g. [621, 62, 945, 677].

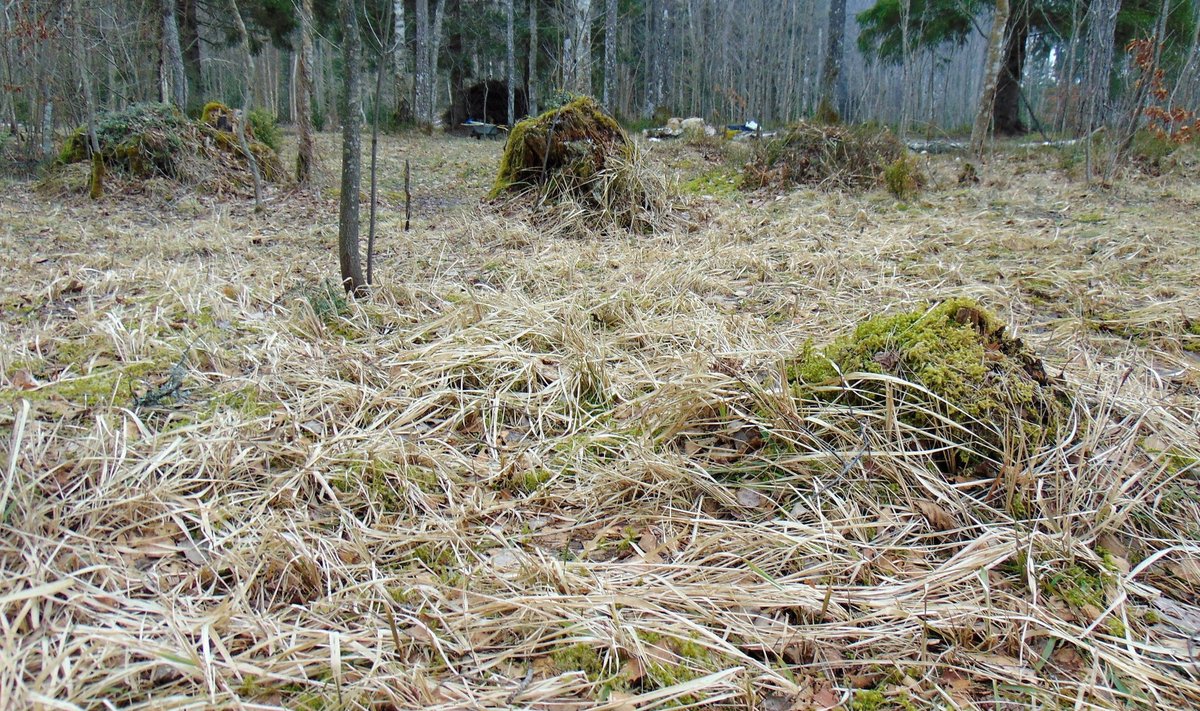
[743, 121, 911, 191]
[56, 101, 285, 192]
[790, 298, 1067, 469]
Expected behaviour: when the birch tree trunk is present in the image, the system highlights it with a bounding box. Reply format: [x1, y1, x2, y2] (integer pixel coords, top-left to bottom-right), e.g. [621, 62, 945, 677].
[227, 0, 263, 209]
[528, 0, 538, 114]
[338, 0, 367, 295]
[295, 0, 316, 185]
[566, 0, 592, 95]
[971, 0, 1010, 156]
[393, 0, 410, 119]
[604, 0, 616, 109]
[161, 0, 187, 108]
[506, 0, 515, 124]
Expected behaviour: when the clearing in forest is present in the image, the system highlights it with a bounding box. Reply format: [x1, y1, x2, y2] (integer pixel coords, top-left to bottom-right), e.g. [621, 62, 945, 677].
[1, 132, 1199, 709]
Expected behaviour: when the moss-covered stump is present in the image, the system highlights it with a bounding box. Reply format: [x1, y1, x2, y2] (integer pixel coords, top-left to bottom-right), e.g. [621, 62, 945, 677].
[198, 102, 285, 183]
[743, 122, 912, 191]
[790, 298, 1067, 472]
[490, 96, 630, 198]
[56, 102, 285, 195]
[488, 97, 669, 233]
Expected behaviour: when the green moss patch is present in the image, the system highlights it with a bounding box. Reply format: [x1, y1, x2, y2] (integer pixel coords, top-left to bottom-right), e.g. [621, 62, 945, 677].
[790, 298, 1067, 471]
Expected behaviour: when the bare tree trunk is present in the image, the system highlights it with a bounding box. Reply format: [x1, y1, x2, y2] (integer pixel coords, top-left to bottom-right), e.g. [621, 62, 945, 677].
[228, 0, 263, 209]
[506, 0, 515, 124]
[528, 0, 538, 114]
[338, 0, 367, 295]
[1081, 0, 1118, 135]
[644, 0, 662, 118]
[368, 0, 394, 286]
[971, 0, 1010, 156]
[566, 0, 593, 95]
[73, 0, 103, 198]
[993, 7, 1028, 135]
[295, 0, 317, 185]
[160, 0, 187, 107]
[819, 0, 847, 121]
[415, 0, 431, 126]
[604, 0, 616, 109]
[0, 5, 15, 134]
[393, 0, 410, 120]
[430, 0, 447, 120]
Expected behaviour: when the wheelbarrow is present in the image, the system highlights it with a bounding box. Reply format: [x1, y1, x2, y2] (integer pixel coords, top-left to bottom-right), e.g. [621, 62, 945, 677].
[463, 121, 506, 140]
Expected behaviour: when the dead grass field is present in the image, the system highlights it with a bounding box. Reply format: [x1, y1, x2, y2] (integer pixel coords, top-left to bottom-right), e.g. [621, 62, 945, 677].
[1, 131, 1199, 710]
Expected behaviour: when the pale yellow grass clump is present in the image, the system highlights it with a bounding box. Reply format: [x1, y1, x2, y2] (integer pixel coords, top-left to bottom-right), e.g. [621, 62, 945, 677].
[0, 134, 1198, 709]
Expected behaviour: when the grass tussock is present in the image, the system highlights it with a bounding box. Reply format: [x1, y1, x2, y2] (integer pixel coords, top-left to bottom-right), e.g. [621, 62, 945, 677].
[744, 121, 913, 191]
[1, 132, 1199, 710]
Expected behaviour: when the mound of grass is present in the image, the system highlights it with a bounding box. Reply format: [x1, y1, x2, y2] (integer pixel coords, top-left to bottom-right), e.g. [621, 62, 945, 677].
[790, 298, 1067, 471]
[489, 96, 671, 233]
[744, 121, 913, 191]
[55, 102, 285, 194]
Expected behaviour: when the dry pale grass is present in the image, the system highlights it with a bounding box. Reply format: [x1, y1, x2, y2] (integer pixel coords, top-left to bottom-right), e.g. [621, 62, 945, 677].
[0, 132, 1198, 710]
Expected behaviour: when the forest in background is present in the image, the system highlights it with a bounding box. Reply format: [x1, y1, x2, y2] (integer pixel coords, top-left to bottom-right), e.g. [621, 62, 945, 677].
[2, 0, 1199, 163]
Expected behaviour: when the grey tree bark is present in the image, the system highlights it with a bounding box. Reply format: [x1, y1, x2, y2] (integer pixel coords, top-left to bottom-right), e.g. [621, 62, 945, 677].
[566, 0, 593, 95]
[819, 0, 846, 120]
[415, 0, 432, 126]
[394, 0, 410, 117]
[644, 0, 662, 118]
[73, 0, 103, 198]
[604, 0, 616, 109]
[429, 0, 446, 119]
[1081, 0, 1118, 134]
[161, 0, 187, 108]
[528, 0, 538, 114]
[228, 0, 263, 209]
[971, 0, 1010, 156]
[338, 0, 367, 295]
[506, 0, 515, 124]
[295, 0, 317, 185]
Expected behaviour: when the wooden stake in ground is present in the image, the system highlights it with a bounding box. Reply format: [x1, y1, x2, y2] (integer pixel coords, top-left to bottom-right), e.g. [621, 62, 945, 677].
[404, 159, 411, 232]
